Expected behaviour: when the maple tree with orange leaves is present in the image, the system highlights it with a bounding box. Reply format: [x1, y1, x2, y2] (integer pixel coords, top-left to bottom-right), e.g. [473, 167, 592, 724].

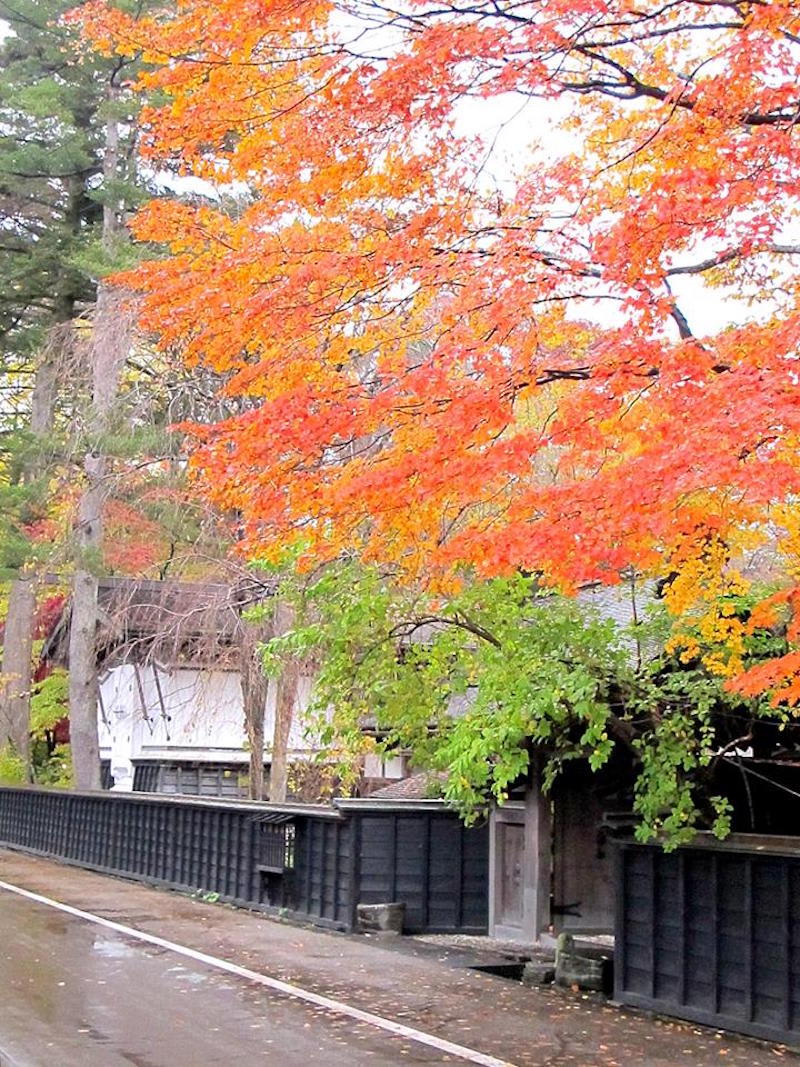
[72, 0, 800, 832]
[75, 0, 800, 678]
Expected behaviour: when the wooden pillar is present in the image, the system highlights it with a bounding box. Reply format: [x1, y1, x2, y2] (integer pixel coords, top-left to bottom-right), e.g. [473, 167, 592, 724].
[523, 762, 552, 943]
[489, 764, 552, 944]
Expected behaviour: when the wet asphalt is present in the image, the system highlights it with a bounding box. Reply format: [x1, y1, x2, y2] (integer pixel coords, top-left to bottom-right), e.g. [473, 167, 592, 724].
[0, 892, 450, 1066]
[0, 850, 794, 1067]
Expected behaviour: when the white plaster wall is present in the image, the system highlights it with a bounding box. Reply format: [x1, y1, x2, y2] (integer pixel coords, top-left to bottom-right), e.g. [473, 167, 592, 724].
[98, 664, 319, 790]
[135, 667, 245, 759]
[98, 664, 138, 790]
[264, 673, 315, 753]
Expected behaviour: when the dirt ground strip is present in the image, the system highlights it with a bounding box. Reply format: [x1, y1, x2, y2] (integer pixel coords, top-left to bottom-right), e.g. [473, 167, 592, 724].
[0, 848, 794, 1067]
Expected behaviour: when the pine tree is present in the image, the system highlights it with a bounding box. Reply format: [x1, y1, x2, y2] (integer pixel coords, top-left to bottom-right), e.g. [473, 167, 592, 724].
[0, 0, 141, 778]
[0, 0, 109, 356]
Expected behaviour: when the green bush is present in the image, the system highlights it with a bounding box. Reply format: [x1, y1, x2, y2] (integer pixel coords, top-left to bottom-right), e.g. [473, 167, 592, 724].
[0, 744, 26, 785]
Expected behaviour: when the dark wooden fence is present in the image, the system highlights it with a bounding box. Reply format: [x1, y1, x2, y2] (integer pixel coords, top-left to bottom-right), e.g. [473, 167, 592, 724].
[616, 838, 800, 1047]
[354, 808, 488, 932]
[0, 788, 488, 935]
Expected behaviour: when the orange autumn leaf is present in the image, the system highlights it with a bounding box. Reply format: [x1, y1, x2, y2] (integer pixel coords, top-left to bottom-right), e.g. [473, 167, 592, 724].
[70, 0, 800, 675]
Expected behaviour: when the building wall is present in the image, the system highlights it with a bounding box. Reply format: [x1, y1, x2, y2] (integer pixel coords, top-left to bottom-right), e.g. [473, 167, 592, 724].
[98, 663, 316, 790]
[552, 775, 615, 934]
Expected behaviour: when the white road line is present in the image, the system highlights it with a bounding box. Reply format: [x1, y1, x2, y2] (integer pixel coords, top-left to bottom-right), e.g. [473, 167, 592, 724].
[0, 879, 516, 1067]
[0, 1040, 29, 1067]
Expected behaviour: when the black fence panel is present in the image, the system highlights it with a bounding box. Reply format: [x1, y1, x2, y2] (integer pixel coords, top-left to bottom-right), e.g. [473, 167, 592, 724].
[356, 811, 489, 934]
[293, 818, 354, 928]
[0, 789, 488, 936]
[616, 841, 800, 1046]
[0, 787, 344, 922]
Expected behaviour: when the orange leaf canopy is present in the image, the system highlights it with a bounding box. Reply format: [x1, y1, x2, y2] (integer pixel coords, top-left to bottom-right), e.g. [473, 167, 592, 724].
[75, 0, 800, 609]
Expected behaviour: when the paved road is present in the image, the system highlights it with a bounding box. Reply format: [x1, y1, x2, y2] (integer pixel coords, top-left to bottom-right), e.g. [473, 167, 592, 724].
[0, 850, 791, 1067]
[0, 890, 466, 1066]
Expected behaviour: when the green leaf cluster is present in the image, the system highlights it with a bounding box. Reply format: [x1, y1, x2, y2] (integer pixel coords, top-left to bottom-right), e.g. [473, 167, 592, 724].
[264, 562, 785, 845]
[265, 564, 625, 819]
[30, 668, 69, 737]
[0, 743, 26, 785]
[33, 743, 72, 788]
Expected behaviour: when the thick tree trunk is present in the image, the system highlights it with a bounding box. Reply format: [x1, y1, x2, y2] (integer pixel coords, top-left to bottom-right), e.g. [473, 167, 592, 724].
[29, 342, 60, 438]
[0, 310, 70, 776]
[267, 601, 302, 802]
[69, 286, 130, 789]
[68, 571, 102, 788]
[268, 603, 299, 804]
[241, 622, 270, 801]
[68, 455, 105, 790]
[246, 694, 265, 800]
[0, 576, 35, 771]
[68, 96, 128, 791]
[269, 659, 299, 803]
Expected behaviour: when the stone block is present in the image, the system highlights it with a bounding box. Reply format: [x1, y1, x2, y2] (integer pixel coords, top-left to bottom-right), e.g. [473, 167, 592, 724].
[356, 902, 406, 934]
[554, 933, 613, 993]
[521, 960, 555, 987]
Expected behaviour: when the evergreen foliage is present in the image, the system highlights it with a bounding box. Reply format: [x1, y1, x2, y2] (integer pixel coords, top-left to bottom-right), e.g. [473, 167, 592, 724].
[0, 0, 139, 355]
[0, 0, 143, 574]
